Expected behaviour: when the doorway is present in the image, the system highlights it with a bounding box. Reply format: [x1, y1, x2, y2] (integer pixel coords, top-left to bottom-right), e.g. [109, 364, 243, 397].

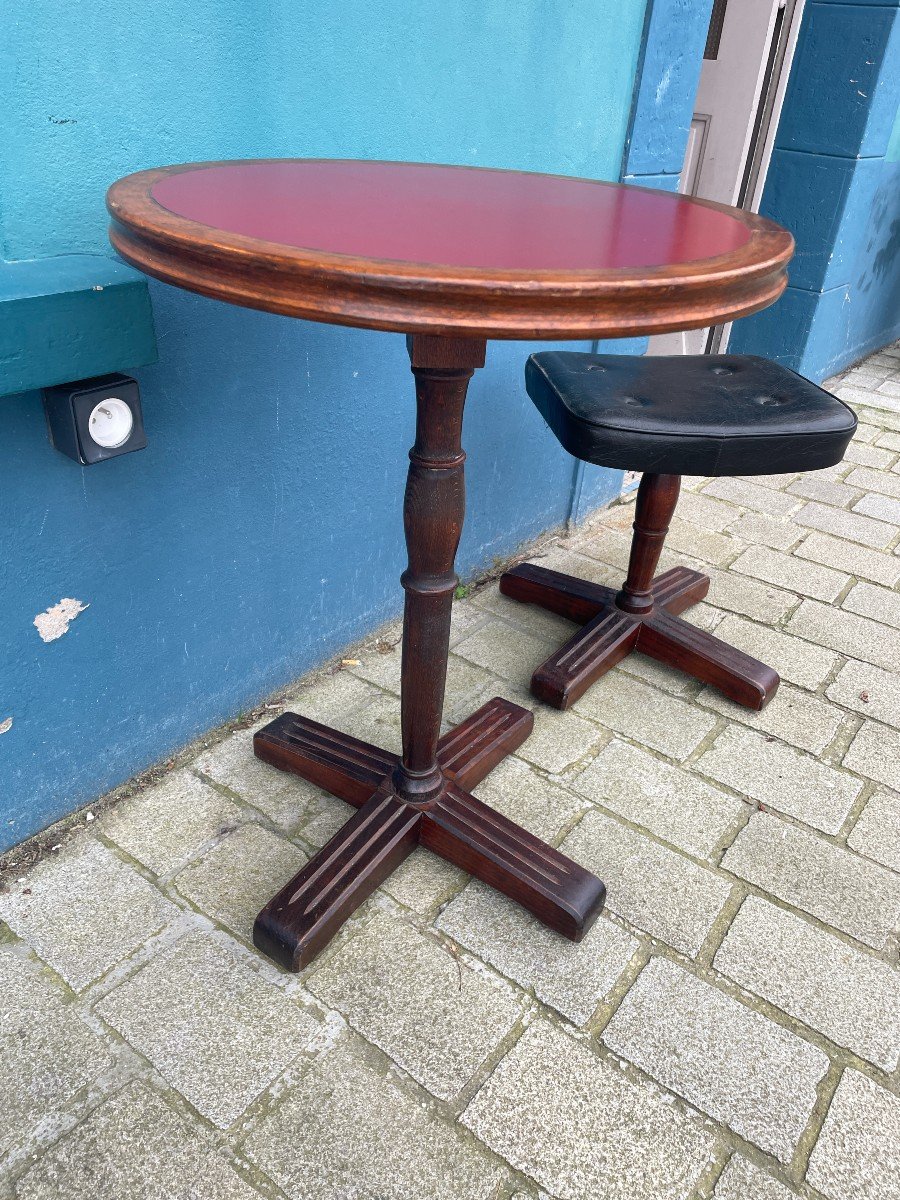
[647, 0, 806, 357]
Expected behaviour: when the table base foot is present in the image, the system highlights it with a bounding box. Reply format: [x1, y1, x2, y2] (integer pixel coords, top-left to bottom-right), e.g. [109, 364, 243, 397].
[252, 696, 605, 970]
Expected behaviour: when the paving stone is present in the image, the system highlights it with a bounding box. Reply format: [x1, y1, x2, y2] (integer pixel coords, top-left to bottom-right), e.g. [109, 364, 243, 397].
[619, 650, 707, 696]
[722, 812, 900, 950]
[663, 519, 738, 567]
[97, 932, 316, 1127]
[345, 691, 404, 755]
[14, 1081, 263, 1200]
[876, 429, 900, 451]
[826, 658, 900, 729]
[793, 501, 895, 549]
[172, 823, 306, 943]
[706, 613, 838, 690]
[573, 672, 717, 761]
[714, 1156, 795, 1200]
[380, 846, 468, 914]
[848, 790, 900, 873]
[453, 618, 555, 690]
[562, 810, 732, 955]
[695, 726, 861, 834]
[693, 563, 798, 624]
[571, 737, 744, 858]
[842, 437, 898, 467]
[245, 1035, 502, 1200]
[0, 838, 178, 990]
[842, 719, 900, 791]
[715, 896, 900, 1069]
[786, 599, 898, 670]
[786, 474, 862, 508]
[704, 478, 800, 517]
[807, 1070, 900, 1200]
[845, 464, 900, 499]
[348, 643, 402, 691]
[795, 530, 900, 587]
[567, 525, 635, 573]
[100, 769, 244, 876]
[195, 723, 335, 830]
[603, 957, 829, 1162]
[514, 704, 606, 773]
[472, 755, 587, 841]
[306, 910, 522, 1101]
[674, 489, 739, 532]
[698, 680, 843, 755]
[842, 580, 900, 628]
[462, 1022, 714, 1200]
[284, 668, 381, 723]
[727, 511, 802, 551]
[442, 652, 514, 722]
[534, 544, 622, 587]
[471, 579, 582, 643]
[730, 545, 848, 602]
[436, 881, 640, 1025]
[0, 948, 114, 1158]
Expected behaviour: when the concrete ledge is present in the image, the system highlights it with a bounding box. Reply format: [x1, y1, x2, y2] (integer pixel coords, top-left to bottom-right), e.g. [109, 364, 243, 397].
[0, 254, 157, 397]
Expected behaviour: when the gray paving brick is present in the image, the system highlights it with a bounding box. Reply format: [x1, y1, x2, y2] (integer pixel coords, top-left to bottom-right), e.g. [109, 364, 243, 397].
[453, 618, 555, 690]
[697, 564, 797, 623]
[0, 948, 114, 1158]
[195, 722, 337, 830]
[562, 810, 732, 955]
[436, 881, 640, 1025]
[786, 474, 862, 508]
[514, 704, 606, 773]
[728, 511, 802, 551]
[794, 501, 895, 549]
[707, 613, 838, 690]
[698, 680, 843, 755]
[462, 1021, 714, 1200]
[381, 846, 468, 914]
[843, 437, 899, 467]
[714, 1157, 795, 1200]
[284, 669, 381, 723]
[695, 725, 861, 834]
[472, 755, 587, 841]
[97, 932, 316, 1127]
[794, 530, 900, 588]
[675, 489, 739, 532]
[100, 769, 244, 876]
[345, 691, 403, 755]
[0, 838, 178, 990]
[14, 1082, 263, 1200]
[730, 545, 848, 602]
[854, 490, 900, 525]
[245, 1035, 502, 1200]
[306, 910, 522, 1101]
[826, 658, 900, 729]
[715, 896, 900, 1069]
[704, 478, 800, 517]
[786, 599, 898, 670]
[845, 464, 900, 499]
[848, 790, 900, 873]
[603, 957, 829, 1161]
[472, 579, 584, 643]
[807, 1070, 900, 1200]
[663, 519, 738, 567]
[842, 719, 900, 791]
[842, 580, 900, 628]
[722, 812, 900, 949]
[172, 823, 306, 943]
[573, 672, 717, 760]
[571, 737, 745, 858]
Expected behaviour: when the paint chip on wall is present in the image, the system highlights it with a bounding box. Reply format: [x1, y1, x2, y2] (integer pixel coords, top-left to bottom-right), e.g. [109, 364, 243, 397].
[34, 598, 89, 643]
[0, 717, 12, 735]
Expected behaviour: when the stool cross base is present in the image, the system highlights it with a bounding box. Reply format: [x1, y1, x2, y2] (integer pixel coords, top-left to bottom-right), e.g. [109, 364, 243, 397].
[501, 473, 780, 712]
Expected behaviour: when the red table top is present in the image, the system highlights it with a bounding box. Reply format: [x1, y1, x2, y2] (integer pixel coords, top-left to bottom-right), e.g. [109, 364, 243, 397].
[149, 159, 750, 273]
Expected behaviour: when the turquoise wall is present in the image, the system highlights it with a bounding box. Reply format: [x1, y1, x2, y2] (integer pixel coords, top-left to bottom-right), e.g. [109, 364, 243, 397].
[0, 1, 648, 850]
[731, 0, 900, 379]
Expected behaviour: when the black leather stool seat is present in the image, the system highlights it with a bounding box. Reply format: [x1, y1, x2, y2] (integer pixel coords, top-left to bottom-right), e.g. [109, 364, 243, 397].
[526, 352, 857, 476]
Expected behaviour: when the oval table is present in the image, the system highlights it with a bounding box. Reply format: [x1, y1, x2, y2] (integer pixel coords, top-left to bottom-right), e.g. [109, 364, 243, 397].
[107, 160, 793, 971]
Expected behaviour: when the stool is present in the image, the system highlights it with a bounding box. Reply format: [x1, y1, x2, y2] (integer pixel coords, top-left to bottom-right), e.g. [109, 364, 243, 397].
[500, 353, 857, 712]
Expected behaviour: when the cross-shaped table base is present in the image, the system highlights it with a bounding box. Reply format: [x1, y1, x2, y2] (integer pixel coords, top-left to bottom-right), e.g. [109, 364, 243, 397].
[253, 696, 606, 970]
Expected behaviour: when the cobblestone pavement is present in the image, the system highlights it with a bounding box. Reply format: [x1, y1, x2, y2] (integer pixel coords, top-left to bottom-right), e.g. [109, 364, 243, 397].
[2, 345, 899, 1199]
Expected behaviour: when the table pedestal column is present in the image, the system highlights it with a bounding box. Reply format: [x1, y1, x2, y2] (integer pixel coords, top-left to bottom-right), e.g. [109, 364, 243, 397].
[252, 336, 606, 971]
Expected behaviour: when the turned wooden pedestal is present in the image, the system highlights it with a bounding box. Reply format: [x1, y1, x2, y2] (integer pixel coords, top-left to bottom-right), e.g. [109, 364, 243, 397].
[501, 473, 780, 712]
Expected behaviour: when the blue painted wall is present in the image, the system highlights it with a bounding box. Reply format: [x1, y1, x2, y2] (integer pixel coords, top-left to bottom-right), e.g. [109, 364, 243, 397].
[0, 1, 649, 849]
[731, 0, 900, 379]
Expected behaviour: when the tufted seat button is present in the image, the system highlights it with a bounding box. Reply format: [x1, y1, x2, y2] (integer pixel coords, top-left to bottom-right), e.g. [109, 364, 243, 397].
[524, 352, 857, 477]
